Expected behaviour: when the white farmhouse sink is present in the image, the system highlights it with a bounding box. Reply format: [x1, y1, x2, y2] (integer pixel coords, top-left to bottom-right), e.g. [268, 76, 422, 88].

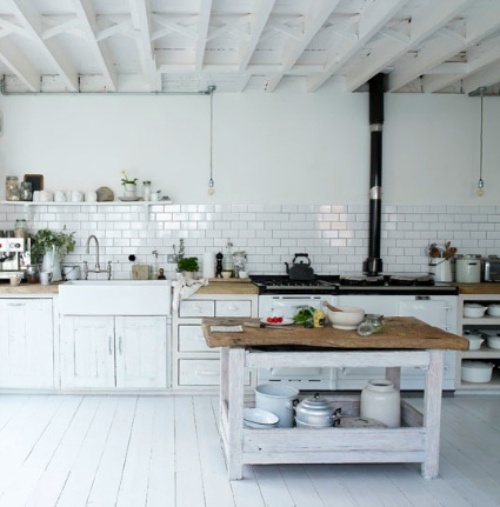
[59, 280, 172, 315]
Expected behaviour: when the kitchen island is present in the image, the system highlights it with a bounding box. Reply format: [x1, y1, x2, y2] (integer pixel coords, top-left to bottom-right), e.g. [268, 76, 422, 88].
[202, 317, 468, 480]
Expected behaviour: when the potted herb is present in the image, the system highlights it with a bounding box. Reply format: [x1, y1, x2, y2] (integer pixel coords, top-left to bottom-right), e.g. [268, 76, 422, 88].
[121, 170, 138, 198]
[177, 256, 199, 278]
[30, 227, 76, 281]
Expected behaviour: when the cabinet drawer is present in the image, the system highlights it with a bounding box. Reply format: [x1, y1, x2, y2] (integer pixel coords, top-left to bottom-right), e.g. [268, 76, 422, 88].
[215, 300, 252, 317]
[178, 325, 212, 352]
[178, 359, 251, 386]
[179, 300, 214, 318]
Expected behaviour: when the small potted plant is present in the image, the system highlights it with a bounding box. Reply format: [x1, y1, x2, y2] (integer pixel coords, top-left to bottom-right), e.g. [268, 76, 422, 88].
[30, 227, 76, 282]
[177, 256, 199, 279]
[121, 170, 138, 198]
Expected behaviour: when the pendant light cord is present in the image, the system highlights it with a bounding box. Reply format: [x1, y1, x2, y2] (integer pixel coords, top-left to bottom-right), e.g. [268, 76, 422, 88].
[208, 85, 216, 193]
[479, 92, 484, 182]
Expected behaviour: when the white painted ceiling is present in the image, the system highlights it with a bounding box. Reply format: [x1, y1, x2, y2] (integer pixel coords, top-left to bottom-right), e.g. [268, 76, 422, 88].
[0, 0, 499, 95]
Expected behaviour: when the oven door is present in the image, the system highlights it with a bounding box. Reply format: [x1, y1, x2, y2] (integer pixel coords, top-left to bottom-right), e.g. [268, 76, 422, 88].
[257, 295, 338, 390]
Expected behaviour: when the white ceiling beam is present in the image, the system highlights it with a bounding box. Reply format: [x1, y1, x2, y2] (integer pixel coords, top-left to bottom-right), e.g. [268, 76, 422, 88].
[42, 16, 80, 40]
[423, 35, 500, 92]
[307, 0, 409, 92]
[238, 0, 276, 72]
[151, 14, 199, 40]
[463, 61, 500, 94]
[266, 0, 340, 92]
[194, 0, 212, 73]
[0, 37, 40, 91]
[207, 14, 252, 42]
[6, 0, 79, 91]
[345, 0, 471, 92]
[73, 0, 118, 92]
[158, 63, 324, 75]
[387, 2, 500, 92]
[96, 20, 132, 42]
[128, 0, 160, 91]
[0, 16, 26, 37]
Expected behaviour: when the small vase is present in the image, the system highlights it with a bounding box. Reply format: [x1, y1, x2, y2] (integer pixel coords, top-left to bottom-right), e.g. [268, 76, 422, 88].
[123, 184, 137, 199]
[360, 380, 401, 428]
[183, 271, 194, 280]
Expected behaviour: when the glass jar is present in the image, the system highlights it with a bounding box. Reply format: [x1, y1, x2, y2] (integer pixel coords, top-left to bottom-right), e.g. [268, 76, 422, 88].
[5, 176, 20, 201]
[360, 380, 400, 428]
[20, 181, 33, 201]
[357, 314, 385, 336]
[26, 265, 40, 284]
[14, 219, 29, 238]
[142, 181, 151, 201]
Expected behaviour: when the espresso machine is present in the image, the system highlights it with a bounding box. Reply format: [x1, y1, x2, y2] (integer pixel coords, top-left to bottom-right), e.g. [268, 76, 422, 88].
[0, 236, 29, 280]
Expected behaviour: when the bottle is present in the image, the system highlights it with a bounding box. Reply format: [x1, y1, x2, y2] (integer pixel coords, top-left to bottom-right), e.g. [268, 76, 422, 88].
[5, 176, 20, 201]
[142, 181, 151, 201]
[20, 181, 33, 201]
[14, 219, 28, 238]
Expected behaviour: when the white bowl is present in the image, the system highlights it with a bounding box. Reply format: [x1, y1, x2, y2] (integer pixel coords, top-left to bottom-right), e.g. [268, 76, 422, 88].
[463, 304, 487, 318]
[328, 306, 365, 330]
[487, 335, 500, 350]
[461, 361, 494, 383]
[488, 304, 500, 317]
[243, 408, 279, 428]
[463, 332, 484, 350]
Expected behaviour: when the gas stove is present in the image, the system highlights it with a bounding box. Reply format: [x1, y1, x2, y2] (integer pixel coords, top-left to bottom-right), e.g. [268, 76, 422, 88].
[250, 274, 458, 296]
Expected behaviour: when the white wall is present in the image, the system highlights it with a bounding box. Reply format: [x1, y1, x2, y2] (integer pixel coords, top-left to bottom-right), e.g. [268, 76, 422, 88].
[1, 82, 498, 205]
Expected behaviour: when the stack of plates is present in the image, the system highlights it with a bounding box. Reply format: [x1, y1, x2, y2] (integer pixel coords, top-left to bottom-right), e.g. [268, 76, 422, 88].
[243, 408, 279, 429]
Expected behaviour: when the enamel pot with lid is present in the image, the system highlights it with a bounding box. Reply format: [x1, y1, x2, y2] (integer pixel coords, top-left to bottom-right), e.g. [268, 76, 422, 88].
[455, 254, 482, 283]
[294, 393, 341, 428]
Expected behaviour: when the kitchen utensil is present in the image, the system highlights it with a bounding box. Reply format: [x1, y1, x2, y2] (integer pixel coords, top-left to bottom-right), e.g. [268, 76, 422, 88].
[360, 380, 401, 428]
[284, 253, 315, 281]
[243, 408, 279, 428]
[321, 300, 343, 312]
[255, 384, 299, 428]
[461, 361, 494, 383]
[327, 306, 365, 330]
[463, 303, 487, 318]
[294, 392, 341, 428]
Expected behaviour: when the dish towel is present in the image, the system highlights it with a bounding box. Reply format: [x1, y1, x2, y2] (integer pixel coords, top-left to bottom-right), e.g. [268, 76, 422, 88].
[172, 274, 209, 312]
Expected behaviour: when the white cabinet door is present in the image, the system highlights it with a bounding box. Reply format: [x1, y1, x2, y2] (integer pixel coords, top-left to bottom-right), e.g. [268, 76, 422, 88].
[0, 299, 54, 389]
[60, 316, 115, 389]
[115, 316, 167, 389]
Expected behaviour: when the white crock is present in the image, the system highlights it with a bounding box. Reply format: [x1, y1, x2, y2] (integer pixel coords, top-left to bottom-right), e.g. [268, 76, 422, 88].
[360, 379, 401, 428]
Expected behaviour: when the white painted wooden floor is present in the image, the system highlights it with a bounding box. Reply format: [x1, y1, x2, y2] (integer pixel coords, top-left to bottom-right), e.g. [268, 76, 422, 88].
[0, 394, 499, 507]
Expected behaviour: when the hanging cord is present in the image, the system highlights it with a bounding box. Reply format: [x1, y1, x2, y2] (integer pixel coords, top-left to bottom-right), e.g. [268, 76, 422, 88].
[477, 88, 486, 196]
[208, 85, 216, 195]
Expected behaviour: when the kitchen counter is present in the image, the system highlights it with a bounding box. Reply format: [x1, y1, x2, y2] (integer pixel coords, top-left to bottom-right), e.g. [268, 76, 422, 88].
[455, 283, 500, 294]
[197, 280, 259, 295]
[0, 283, 60, 295]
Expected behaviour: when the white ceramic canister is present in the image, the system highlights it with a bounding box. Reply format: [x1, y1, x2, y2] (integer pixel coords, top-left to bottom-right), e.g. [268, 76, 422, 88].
[202, 252, 215, 279]
[360, 379, 401, 428]
[455, 254, 482, 283]
[255, 384, 299, 428]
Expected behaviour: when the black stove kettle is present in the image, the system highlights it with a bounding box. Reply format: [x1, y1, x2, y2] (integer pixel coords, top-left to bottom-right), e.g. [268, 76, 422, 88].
[285, 253, 315, 281]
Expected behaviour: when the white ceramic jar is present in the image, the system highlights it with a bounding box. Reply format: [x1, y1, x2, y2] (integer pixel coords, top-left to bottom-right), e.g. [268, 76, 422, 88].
[360, 380, 401, 428]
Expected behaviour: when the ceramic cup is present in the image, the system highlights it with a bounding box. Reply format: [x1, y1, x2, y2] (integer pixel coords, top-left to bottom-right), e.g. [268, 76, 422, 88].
[32, 191, 41, 202]
[40, 190, 53, 202]
[40, 271, 53, 286]
[9, 275, 21, 287]
[239, 270, 248, 279]
[221, 270, 232, 279]
[71, 190, 83, 202]
[85, 191, 97, 202]
[54, 190, 66, 202]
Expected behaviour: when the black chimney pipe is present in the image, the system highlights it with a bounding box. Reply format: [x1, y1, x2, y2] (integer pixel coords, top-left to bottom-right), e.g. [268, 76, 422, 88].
[363, 73, 385, 276]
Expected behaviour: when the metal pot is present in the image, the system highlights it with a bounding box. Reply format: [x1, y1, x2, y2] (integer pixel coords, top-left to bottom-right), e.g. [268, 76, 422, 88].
[456, 254, 481, 283]
[294, 393, 341, 428]
[284, 253, 315, 281]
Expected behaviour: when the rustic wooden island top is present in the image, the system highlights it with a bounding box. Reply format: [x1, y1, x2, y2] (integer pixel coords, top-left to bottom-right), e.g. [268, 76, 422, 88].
[202, 316, 468, 351]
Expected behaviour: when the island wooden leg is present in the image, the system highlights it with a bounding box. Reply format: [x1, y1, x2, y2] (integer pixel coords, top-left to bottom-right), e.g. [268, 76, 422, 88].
[422, 349, 444, 479]
[226, 347, 245, 480]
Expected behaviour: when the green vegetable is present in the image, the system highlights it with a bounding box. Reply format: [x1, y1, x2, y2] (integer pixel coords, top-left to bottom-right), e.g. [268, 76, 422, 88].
[293, 306, 316, 327]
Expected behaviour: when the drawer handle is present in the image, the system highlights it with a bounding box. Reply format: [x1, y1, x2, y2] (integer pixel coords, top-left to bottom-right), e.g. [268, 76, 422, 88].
[196, 370, 219, 376]
[6, 302, 25, 307]
[227, 305, 239, 311]
[108, 336, 113, 355]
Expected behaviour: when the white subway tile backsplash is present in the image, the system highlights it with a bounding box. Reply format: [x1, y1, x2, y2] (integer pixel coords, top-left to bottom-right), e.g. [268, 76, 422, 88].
[2, 203, 500, 276]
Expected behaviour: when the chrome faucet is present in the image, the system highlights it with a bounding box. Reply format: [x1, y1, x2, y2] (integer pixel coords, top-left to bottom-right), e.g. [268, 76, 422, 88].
[85, 235, 101, 273]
